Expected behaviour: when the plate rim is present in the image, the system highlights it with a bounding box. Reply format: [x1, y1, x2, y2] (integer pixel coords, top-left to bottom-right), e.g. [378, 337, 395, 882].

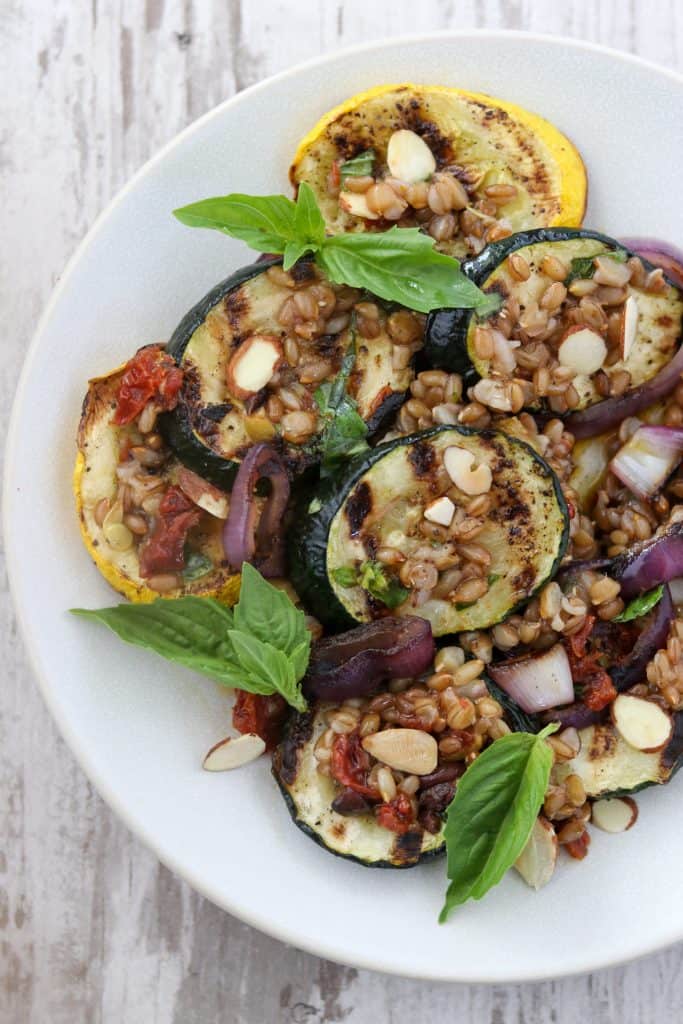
[5, 29, 683, 983]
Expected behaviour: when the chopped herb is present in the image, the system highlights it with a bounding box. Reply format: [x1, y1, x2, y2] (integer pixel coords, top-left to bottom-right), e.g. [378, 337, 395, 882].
[487, 573, 501, 586]
[565, 248, 628, 285]
[614, 584, 664, 623]
[331, 566, 360, 588]
[182, 551, 213, 582]
[339, 149, 376, 184]
[307, 497, 322, 515]
[359, 560, 409, 610]
[313, 325, 370, 475]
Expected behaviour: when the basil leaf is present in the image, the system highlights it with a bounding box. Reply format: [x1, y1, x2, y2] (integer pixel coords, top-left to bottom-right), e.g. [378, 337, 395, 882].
[182, 551, 213, 582]
[173, 193, 298, 253]
[228, 630, 307, 712]
[359, 560, 409, 610]
[339, 149, 376, 184]
[439, 723, 558, 921]
[234, 562, 310, 661]
[293, 182, 326, 247]
[565, 248, 628, 285]
[317, 227, 499, 315]
[614, 584, 664, 623]
[71, 598, 247, 688]
[331, 566, 360, 587]
[314, 332, 369, 475]
[308, 497, 322, 514]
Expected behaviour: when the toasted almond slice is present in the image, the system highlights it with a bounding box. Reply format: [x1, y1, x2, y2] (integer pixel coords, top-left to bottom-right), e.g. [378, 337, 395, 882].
[443, 445, 492, 495]
[558, 326, 607, 375]
[177, 466, 229, 519]
[611, 694, 673, 753]
[593, 255, 632, 288]
[386, 129, 436, 184]
[362, 728, 438, 776]
[226, 334, 282, 400]
[424, 495, 455, 527]
[338, 191, 380, 220]
[202, 733, 266, 772]
[620, 294, 639, 361]
[591, 796, 638, 833]
[514, 816, 558, 890]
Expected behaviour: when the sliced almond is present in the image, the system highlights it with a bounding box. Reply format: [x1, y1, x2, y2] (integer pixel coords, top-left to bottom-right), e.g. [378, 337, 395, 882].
[424, 495, 455, 527]
[362, 728, 438, 776]
[226, 334, 282, 400]
[443, 445, 492, 495]
[202, 733, 266, 772]
[386, 129, 436, 184]
[558, 326, 607, 375]
[620, 294, 639, 361]
[514, 816, 558, 891]
[591, 796, 638, 834]
[338, 191, 380, 220]
[177, 466, 229, 519]
[593, 255, 632, 288]
[611, 694, 673, 753]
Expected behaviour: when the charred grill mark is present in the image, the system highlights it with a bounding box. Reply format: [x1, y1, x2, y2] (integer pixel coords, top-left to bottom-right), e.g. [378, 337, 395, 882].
[224, 289, 249, 334]
[290, 260, 316, 285]
[345, 481, 372, 537]
[393, 828, 425, 865]
[512, 565, 536, 594]
[243, 390, 268, 414]
[408, 441, 435, 478]
[588, 725, 617, 761]
[273, 712, 314, 786]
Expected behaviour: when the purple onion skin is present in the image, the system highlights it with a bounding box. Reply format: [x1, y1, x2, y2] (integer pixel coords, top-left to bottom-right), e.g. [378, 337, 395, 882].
[565, 345, 683, 440]
[620, 238, 683, 290]
[222, 443, 290, 577]
[610, 584, 674, 690]
[303, 617, 435, 702]
[612, 525, 683, 599]
[541, 702, 607, 731]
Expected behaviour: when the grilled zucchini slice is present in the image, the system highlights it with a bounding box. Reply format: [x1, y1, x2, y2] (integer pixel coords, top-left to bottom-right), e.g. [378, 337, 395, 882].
[161, 258, 421, 489]
[75, 364, 239, 603]
[427, 229, 683, 411]
[290, 83, 586, 259]
[272, 706, 445, 868]
[288, 426, 569, 636]
[555, 716, 683, 797]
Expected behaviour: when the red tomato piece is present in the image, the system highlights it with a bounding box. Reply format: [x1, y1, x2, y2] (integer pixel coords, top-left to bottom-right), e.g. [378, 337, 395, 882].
[138, 485, 201, 577]
[330, 733, 379, 799]
[113, 345, 183, 426]
[232, 691, 288, 751]
[375, 793, 415, 835]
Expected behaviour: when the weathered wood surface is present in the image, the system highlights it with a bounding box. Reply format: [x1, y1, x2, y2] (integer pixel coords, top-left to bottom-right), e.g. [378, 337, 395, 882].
[2, 2, 683, 1021]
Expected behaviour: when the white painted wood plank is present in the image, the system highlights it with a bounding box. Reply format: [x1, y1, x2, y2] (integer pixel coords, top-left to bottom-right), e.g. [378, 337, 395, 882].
[1, 1, 682, 1022]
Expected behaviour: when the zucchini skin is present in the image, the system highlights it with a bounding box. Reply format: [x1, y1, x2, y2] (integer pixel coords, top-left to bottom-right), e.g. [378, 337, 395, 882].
[272, 709, 446, 868]
[287, 425, 570, 635]
[160, 258, 280, 490]
[611, 711, 683, 797]
[424, 227, 678, 373]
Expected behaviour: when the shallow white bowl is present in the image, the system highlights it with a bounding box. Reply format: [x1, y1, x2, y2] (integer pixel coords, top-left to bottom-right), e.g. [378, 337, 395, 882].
[6, 31, 683, 982]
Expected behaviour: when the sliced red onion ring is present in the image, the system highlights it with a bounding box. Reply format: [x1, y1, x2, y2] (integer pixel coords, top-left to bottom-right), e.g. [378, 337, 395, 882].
[610, 584, 674, 690]
[610, 425, 683, 500]
[621, 238, 683, 289]
[564, 345, 683, 440]
[488, 643, 574, 713]
[303, 617, 435, 702]
[222, 443, 290, 577]
[541, 702, 607, 731]
[612, 521, 683, 599]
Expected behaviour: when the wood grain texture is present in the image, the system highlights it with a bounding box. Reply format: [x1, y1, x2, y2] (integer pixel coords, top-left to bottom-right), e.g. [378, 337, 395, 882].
[2, 1, 683, 1021]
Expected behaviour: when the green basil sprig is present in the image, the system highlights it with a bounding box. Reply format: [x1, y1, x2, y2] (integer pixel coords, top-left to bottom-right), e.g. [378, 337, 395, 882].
[331, 560, 409, 610]
[72, 564, 310, 711]
[174, 184, 499, 316]
[312, 330, 369, 474]
[339, 149, 376, 184]
[613, 583, 664, 623]
[440, 723, 558, 921]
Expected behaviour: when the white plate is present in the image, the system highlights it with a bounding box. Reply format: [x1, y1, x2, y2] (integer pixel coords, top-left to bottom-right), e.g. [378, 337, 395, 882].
[5, 32, 683, 983]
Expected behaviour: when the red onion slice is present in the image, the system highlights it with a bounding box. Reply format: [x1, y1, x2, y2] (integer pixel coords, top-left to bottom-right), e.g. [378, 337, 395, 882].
[610, 425, 683, 500]
[488, 643, 574, 713]
[541, 702, 607, 731]
[222, 443, 290, 577]
[612, 521, 683, 599]
[564, 344, 683, 440]
[610, 584, 674, 690]
[304, 617, 435, 702]
[621, 238, 683, 289]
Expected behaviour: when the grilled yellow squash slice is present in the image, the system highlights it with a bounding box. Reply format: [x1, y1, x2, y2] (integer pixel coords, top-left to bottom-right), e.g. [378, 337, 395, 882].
[74, 364, 239, 603]
[290, 83, 587, 259]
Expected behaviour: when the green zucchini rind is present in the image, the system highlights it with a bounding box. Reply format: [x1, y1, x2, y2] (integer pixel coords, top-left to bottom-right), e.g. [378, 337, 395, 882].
[271, 706, 445, 868]
[161, 258, 418, 489]
[288, 425, 569, 636]
[555, 714, 683, 798]
[425, 228, 683, 411]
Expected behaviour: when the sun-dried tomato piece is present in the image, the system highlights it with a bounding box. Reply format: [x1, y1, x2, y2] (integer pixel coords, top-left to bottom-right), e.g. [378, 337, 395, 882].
[232, 691, 288, 751]
[564, 614, 617, 711]
[330, 732, 379, 799]
[138, 485, 201, 577]
[376, 793, 415, 835]
[114, 345, 183, 426]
